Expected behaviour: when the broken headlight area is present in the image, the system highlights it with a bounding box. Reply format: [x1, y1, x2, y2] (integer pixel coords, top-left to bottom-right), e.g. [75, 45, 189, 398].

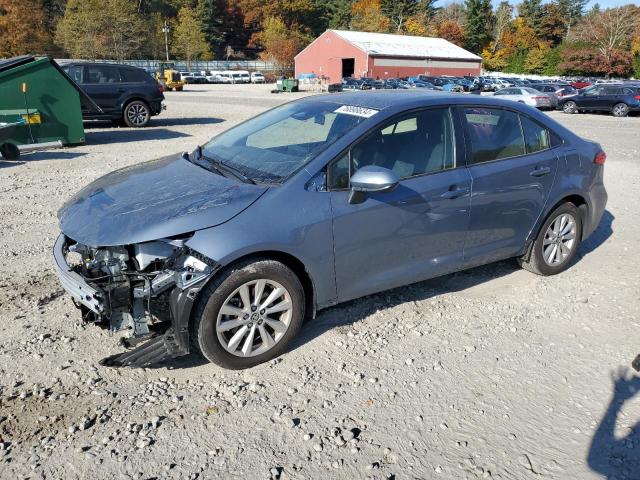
[63, 235, 218, 356]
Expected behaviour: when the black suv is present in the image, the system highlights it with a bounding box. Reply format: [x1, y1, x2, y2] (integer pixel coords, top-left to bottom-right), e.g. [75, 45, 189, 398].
[61, 62, 165, 127]
[559, 84, 640, 117]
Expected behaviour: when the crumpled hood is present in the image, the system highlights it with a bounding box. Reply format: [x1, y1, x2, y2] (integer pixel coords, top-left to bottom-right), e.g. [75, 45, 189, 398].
[58, 154, 267, 246]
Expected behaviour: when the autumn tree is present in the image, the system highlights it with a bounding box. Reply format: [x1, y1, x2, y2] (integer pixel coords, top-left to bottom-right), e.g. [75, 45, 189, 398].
[438, 20, 465, 47]
[351, 0, 390, 33]
[578, 6, 636, 76]
[172, 6, 213, 66]
[539, 3, 566, 46]
[464, 0, 491, 54]
[489, 1, 513, 54]
[56, 0, 146, 60]
[258, 16, 311, 74]
[0, 0, 52, 57]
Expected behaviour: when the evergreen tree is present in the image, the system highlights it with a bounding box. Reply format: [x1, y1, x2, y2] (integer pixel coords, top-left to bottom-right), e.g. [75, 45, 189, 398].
[197, 0, 225, 52]
[380, 0, 418, 32]
[557, 0, 588, 36]
[519, 0, 544, 35]
[464, 0, 491, 54]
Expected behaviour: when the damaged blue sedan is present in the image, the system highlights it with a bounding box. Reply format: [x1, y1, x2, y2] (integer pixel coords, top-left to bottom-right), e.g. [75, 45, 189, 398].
[54, 91, 607, 369]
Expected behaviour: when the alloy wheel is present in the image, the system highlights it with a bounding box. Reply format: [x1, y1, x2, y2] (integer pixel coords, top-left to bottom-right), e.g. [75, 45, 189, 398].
[126, 103, 149, 126]
[216, 279, 293, 357]
[542, 213, 577, 266]
[563, 101, 577, 114]
[612, 103, 629, 117]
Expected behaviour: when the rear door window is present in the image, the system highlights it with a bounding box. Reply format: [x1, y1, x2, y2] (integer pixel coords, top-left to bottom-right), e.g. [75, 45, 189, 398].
[65, 65, 83, 83]
[85, 65, 121, 84]
[463, 108, 525, 164]
[519, 116, 550, 154]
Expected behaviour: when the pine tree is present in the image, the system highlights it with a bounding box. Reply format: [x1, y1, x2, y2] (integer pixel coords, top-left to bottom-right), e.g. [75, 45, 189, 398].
[197, 0, 225, 52]
[518, 0, 544, 35]
[464, 0, 491, 54]
[557, 0, 588, 36]
[380, 0, 418, 33]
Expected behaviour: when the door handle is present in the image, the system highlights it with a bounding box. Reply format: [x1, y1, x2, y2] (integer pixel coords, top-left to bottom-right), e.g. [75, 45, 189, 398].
[440, 186, 469, 199]
[530, 166, 551, 177]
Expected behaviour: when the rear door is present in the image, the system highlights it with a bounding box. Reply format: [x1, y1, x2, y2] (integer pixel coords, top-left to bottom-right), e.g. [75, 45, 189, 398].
[329, 107, 472, 302]
[460, 107, 558, 267]
[82, 65, 122, 113]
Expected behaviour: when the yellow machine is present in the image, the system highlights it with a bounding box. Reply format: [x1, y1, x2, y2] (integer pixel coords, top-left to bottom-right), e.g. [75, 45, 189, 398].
[155, 62, 185, 91]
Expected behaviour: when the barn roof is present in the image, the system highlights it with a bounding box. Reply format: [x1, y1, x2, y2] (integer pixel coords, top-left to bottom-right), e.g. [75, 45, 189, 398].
[330, 30, 482, 61]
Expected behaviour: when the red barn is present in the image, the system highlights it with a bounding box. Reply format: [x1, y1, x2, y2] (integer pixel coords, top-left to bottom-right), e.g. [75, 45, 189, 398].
[295, 30, 482, 83]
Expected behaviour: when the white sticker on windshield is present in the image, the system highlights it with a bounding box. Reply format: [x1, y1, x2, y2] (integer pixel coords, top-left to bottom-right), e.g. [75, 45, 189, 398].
[334, 105, 379, 118]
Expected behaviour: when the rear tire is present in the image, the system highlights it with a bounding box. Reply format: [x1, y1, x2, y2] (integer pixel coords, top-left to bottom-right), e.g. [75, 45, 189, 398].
[612, 102, 629, 117]
[562, 101, 578, 114]
[123, 100, 150, 128]
[520, 202, 582, 276]
[191, 258, 305, 369]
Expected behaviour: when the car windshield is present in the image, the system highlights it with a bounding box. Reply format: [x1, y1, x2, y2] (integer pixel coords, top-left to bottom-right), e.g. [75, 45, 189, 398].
[201, 101, 370, 183]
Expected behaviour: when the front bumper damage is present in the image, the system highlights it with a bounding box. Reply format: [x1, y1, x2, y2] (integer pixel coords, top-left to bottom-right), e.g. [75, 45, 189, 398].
[53, 234, 219, 367]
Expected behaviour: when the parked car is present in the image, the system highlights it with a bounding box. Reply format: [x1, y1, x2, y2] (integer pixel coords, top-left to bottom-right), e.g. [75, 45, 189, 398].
[559, 84, 640, 117]
[61, 62, 165, 128]
[251, 72, 266, 83]
[179, 71, 194, 83]
[204, 71, 222, 83]
[191, 73, 207, 84]
[530, 84, 578, 108]
[570, 79, 591, 89]
[54, 91, 607, 369]
[216, 72, 233, 84]
[493, 87, 553, 109]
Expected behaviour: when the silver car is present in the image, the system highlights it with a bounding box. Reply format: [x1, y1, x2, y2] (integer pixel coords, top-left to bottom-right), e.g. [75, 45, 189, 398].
[494, 87, 553, 109]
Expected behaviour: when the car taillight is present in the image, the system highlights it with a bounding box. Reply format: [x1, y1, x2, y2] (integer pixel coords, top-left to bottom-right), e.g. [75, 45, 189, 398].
[532, 96, 547, 100]
[158, 85, 164, 93]
[594, 151, 606, 165]
[634, 95, 640, 100]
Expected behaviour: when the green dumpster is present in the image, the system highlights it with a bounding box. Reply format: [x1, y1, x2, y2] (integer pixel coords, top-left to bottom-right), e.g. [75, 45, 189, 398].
[277, 78, 299, 92]
[0, 56, 101, 160]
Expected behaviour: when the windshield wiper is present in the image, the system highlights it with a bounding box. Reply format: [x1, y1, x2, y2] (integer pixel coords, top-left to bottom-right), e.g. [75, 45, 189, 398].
[197, 147, 255, 185]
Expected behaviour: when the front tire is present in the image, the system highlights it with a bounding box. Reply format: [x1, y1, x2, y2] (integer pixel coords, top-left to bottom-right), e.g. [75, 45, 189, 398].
[123, 100, 151, 128]
[191, 259, 305, 369]
[612, 102, 629, 117]
[520, 203, 582, 276]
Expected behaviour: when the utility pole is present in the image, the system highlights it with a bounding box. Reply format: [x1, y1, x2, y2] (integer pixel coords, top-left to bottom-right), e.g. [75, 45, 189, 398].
[162, 21, 170, 61]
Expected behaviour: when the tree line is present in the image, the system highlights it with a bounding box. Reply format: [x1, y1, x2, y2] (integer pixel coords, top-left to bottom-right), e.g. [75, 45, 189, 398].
[0, 0, 638, 77]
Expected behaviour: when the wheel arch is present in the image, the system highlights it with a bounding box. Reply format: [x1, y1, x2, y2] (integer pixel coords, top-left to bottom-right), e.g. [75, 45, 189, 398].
[523, 193, 589, 261]
[206, 250, 317, 320]
[120, 96, 150, 112]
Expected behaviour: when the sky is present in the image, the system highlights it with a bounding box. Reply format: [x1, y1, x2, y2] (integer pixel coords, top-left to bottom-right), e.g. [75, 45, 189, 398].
[475, 0, 640, 7]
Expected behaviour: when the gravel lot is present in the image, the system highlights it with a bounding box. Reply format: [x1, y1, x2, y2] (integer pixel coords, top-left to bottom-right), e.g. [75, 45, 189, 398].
[1, 84, 639, 480]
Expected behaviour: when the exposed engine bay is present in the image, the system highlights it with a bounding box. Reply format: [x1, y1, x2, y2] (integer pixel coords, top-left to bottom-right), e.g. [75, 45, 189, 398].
[55, 234, 219, 365]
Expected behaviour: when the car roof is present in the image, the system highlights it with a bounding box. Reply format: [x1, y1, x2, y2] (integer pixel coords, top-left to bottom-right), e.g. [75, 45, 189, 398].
[298, 90, 546, 111]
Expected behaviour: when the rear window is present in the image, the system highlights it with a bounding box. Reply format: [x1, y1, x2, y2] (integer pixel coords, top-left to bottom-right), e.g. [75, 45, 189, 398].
[120, 68, 150, 83]
[463, 108, 525, 164]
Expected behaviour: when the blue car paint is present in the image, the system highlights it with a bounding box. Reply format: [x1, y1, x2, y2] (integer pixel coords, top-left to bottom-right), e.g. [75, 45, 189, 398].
[57, 91, 608, 314]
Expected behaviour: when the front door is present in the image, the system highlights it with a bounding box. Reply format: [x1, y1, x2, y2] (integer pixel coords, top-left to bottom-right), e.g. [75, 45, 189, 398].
[329, 107, 472, 302]
[459, 107, 558, 267]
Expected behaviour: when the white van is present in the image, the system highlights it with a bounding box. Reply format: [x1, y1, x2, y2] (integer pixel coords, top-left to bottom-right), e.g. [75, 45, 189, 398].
[251, 72, 265, 83]
[205, 70, 222, 83]
[216, 72, 233, 84]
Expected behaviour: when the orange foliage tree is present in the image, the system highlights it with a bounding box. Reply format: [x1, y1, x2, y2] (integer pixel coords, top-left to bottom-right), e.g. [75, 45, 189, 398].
[0, 0, 52, 56]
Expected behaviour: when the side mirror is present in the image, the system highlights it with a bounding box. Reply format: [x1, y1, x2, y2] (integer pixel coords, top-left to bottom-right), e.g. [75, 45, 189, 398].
[348, 165, 399, 204]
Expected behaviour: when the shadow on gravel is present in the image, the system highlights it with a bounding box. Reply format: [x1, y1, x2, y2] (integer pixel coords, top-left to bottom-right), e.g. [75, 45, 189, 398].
[587, 368, 640, 479]
[0, 151, 88, 167]
[86, 128, 192, 144]
[579, 209, 614, 258]
[292, 259, 520, 352]
[154, 117, 225, 127]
